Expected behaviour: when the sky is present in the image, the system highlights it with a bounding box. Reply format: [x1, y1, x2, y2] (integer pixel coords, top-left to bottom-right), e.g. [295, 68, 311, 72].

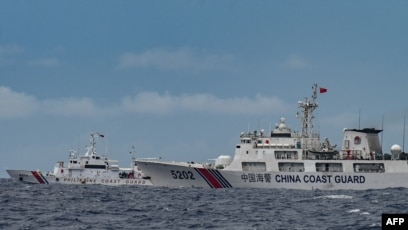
[1, 1, 408, 178]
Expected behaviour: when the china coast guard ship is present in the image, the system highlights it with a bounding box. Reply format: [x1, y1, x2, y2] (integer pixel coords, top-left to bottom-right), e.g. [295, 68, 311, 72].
[7, 132, 152, 186]
[135, 84, 407, 190]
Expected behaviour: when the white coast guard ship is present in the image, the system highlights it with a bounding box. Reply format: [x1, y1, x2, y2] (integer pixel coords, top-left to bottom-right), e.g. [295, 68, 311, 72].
[135, 84, 407, 190]
[6, 132, 152, 186]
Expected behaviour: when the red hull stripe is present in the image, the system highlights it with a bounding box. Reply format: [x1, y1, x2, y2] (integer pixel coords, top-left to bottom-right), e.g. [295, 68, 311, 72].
[195, 168, 233, 188]
[195, 168, 223, 188]
[31, 171, 46, 184]
[194, 168, 214, 188]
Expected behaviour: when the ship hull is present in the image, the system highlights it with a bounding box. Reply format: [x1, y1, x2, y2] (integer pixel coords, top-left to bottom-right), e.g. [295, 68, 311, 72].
[136, 161, 408, 190]
[6, 169, 152, 186]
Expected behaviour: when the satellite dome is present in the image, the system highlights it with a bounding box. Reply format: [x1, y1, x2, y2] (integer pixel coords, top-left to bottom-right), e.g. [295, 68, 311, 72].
[215, 155, 232, 166]
[391, 144, 402, 154]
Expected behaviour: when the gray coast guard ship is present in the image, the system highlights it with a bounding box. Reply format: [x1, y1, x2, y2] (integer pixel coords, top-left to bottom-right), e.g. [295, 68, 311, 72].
[135, 84, 407, 190]
[7, 132, 152, 186]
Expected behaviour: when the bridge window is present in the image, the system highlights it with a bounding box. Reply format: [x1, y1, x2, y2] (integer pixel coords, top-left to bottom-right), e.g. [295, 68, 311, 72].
[353, 163, 384, 173]
[275, 151, 298, 160]
[315, 163, 343, 172]
[278, 162, 304, 172]
[242, 162, 266, 172]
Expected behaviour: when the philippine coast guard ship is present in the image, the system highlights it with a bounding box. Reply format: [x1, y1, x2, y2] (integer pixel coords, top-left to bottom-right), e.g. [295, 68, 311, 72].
[7, 132, 152, 186]
[135, 84, 407, 190]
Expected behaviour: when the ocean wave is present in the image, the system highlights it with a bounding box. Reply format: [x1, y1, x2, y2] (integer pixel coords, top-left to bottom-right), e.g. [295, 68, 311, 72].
[0, 179, 407, 229]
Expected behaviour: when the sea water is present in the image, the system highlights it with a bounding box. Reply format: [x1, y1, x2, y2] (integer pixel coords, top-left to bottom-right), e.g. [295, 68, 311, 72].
[1, 178, 406, 229]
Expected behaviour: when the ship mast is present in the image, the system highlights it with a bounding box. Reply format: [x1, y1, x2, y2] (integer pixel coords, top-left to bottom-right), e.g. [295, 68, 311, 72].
[297, 83, 320, 150]
[89, 132, 106, 157]
[90, 132, 97, 156]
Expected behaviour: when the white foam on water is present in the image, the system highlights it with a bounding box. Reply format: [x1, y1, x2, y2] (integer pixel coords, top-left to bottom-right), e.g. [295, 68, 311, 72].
[347, 209, 360, 213]
[314, 194, 353, 199]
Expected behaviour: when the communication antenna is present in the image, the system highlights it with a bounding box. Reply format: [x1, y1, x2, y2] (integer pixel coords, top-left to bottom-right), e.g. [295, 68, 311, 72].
[257, 117, 260, 131]
[358, 108, 361, 129]
[403, 115, 406, 153]
[381, 115, 384, 158]
[130, 145, 136, 168]
[77, 135, 80, 158]
[297, 83, 320, 150]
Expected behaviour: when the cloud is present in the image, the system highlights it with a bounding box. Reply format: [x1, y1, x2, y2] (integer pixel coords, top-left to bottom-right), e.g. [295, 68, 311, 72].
[0, 87, 105, 118]
[43, 97, 103, 117]
[121, 91, 286, 115]
[0, 86, 39, 118]
[0, 87, 287, 119]
[282, 55, 312, 69]
[121, 92, 177, 114]
[179, 93, 286, 115]
[118, 47, 234, 71]
[28, 57, 61, 67]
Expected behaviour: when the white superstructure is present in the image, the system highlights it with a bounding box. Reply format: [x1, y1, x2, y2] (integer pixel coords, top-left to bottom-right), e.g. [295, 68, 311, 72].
[135, 84, 408, 190]
[7, 132, 152, 186]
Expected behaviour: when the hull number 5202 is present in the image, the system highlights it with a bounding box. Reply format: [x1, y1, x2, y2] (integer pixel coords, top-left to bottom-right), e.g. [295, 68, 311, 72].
[171, 170, 195, 180]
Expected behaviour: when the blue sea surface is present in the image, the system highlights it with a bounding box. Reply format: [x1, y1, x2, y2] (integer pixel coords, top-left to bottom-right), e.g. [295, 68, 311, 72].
[0, 178, 406, 229]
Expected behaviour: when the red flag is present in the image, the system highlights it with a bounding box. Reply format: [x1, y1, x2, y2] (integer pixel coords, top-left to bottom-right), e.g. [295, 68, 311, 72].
[319, 87, 327, 93]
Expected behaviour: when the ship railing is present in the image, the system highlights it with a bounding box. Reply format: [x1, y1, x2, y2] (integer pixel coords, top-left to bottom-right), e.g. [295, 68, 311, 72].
[135, 157, 162, 162]
[68, 164, 83, 169]
[256, 143, 296, 149]
[292, 133, 320, 138]
[302, 154, 341, 160]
